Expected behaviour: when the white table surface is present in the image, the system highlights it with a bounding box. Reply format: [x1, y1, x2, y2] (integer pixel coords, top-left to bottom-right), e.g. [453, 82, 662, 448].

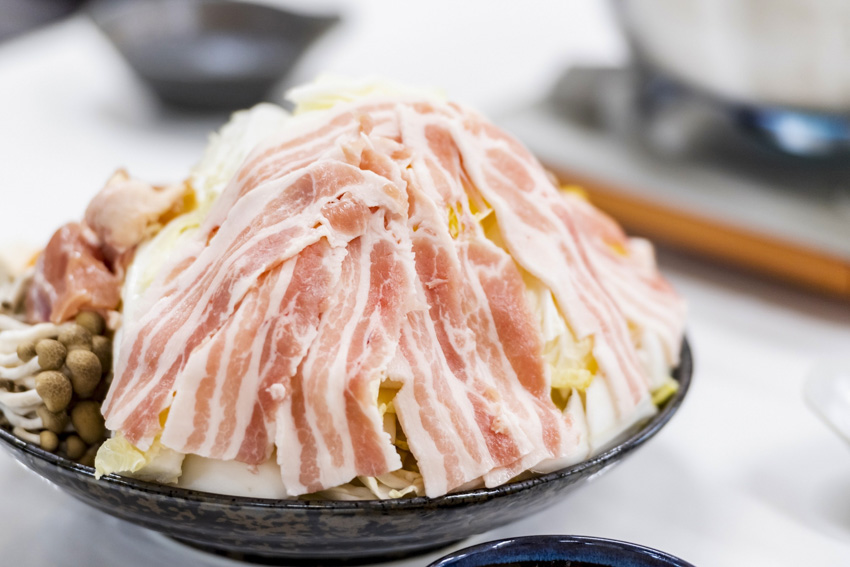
[1, 3, 849, 566]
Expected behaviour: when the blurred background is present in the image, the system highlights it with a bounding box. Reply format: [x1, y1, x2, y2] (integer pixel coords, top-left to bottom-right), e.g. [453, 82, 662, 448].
[2, 0, 849, 298]
[0, 0, 622, 254]
[1, 2, 850, 566]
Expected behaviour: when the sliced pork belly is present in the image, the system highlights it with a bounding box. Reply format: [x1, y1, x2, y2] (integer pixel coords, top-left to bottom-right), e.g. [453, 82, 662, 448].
[276, 225, 415, 495]
[103, 158, 410, 451]
[444, 107, 681, 422]
[101, 88, 685, 498]
[399, 183, 536, 494]
[395, 107, 589, 490]
[159, 244, 334, 464]
[565, 197, 686, 367]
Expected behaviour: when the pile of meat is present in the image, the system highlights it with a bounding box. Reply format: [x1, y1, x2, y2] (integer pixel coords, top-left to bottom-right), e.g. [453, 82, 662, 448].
[28, 96, 685, 498]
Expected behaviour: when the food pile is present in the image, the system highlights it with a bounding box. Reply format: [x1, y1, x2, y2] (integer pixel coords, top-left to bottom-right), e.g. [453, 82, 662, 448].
[0, 79, 686, 500]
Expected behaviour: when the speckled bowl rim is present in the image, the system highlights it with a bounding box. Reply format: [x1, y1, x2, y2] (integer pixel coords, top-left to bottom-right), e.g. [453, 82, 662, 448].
[0, 339, 691, 511]
[426, 535, 696, 567]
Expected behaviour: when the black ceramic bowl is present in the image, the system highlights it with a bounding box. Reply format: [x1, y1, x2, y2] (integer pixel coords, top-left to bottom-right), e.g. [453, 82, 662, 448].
[88, 0, 339, 110]
[428, 535, 696, 567]
[0, 340, 691, 564]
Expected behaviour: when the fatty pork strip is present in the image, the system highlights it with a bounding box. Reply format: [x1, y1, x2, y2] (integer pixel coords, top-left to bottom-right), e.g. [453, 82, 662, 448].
[398, 183, 535, 494]
[159, 241, 341, 464]
[103, 159, 408, 446]
[362, 103, 587, 493]
[394, 106, 586, 492]
[567, 197, 685, 368]
[445, 106, 684, 418]
[276, 224, 413, 494]
[101, 106, 387, 447]
[159, 134, 414, 468]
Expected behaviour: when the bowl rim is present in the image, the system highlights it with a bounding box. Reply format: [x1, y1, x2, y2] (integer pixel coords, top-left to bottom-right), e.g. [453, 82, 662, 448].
[426, 534, 696, 567]
[87, 0, 341, 31]
[0, 339, 692, 511]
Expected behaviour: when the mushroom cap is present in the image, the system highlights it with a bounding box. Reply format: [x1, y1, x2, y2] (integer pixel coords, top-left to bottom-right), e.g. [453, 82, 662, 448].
[35, 371, 72, 413]
[36, 339, 67, 371]
[39, 430, 59, 452]
[36, 405, 69, 434]
[66, 349, 102, 398]
[65, 435, 87, 460]
[16, 341, 37, 363]
[91, 336, 112, 373]
[58, 324, 93, 352]
[75, 312, 105, 336]
[71, 401, 106, 445]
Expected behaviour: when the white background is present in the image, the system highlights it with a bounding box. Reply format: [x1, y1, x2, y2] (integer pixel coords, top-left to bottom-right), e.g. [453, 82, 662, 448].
[1, 2, 849, 566]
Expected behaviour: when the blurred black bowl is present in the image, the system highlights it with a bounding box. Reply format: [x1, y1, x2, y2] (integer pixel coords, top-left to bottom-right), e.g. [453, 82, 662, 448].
[0, 341, 691, 564]
[88, 0, 338, 110]
[0, 0, 86, 42]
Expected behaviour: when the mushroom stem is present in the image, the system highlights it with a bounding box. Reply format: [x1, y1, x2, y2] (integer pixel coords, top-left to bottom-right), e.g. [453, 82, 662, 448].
[0, 399, 37, 417]
[12, 426, 40, 445]
[0, 323, 65, 353]
[0, 407, 42, 429]
[0, 358, 40, 380]
[0, 315, 28, 331]
[0, 388, 42, 409]
[0, 352, 19, 366]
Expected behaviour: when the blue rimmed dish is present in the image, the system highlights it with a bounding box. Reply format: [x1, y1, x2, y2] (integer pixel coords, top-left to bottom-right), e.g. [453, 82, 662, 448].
[427, 535, 696, 567]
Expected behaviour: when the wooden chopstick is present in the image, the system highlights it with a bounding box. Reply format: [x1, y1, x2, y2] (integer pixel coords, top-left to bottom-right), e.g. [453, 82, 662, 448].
[551, 166, 850, 299]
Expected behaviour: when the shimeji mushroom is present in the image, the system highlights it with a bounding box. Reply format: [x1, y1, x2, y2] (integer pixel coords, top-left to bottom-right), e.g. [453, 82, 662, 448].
[0, 389, 44, 431]
[0, 388, 42, 409]
[0, 317, 68, 441]
[0, 314, 29, 331]
[0, 322, 67, 353]
[15, 341, 36, 363]
[58, 325, 92, 352]
[35, 371, 73, 412]
[0, 321, 67, 383]
[66, 350, 102, 398]
[0, 270, 85, 450]
[91, 336, 112, 371]
[36, 406, 68, 434]
[0, 358, 41, 380]
[1, 272, 113, 459]
[74, 312, 105, 337]
[39, 430, 59, 452]
[2, 409, 42, 430]
[0, 351, 23, 366]
[12, 427, 40, 445]
[35, 339, 66, 371]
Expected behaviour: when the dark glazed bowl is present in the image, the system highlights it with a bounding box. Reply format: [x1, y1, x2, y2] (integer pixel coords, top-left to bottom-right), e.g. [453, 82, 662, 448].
[428, 535, 696, 567]
[0, 340, 692, 564]
[88, 0, 339, 110]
